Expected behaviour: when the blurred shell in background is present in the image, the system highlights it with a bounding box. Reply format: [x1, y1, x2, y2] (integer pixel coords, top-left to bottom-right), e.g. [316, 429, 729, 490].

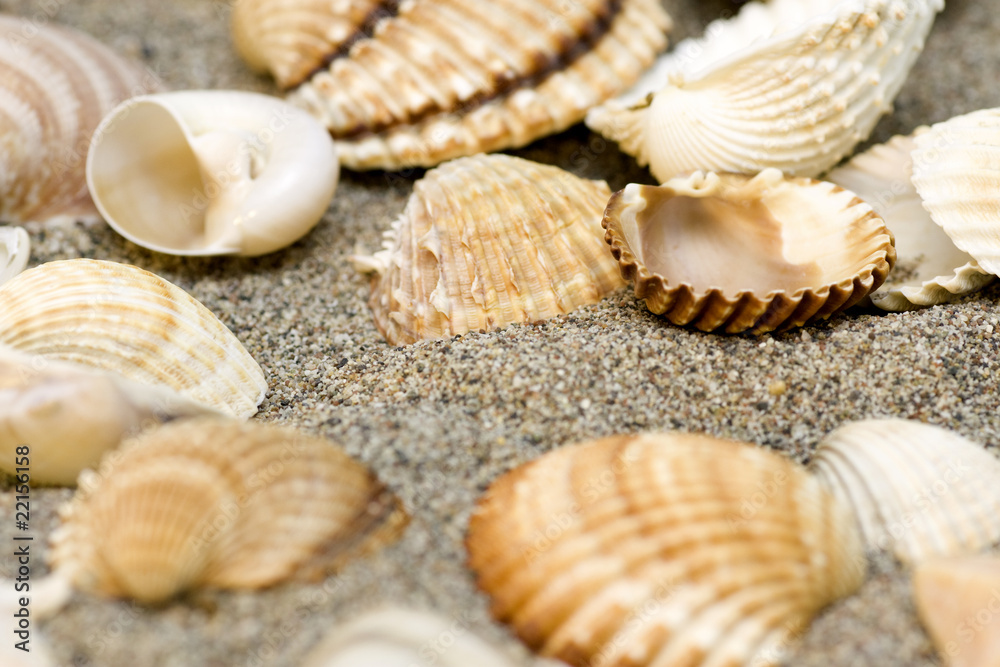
[0, 226, 29, 285]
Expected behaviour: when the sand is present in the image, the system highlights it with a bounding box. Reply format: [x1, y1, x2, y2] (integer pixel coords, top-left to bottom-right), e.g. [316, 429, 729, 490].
[1, 0, 999, 665]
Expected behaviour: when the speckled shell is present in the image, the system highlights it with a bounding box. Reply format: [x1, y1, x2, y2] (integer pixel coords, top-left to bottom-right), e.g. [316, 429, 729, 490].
[602, 170, 895, 334]
[0, 226, 29, 286]
[586, 0, 943, 182]
[809, 419, 1000, 566]
[827, 132, 995, 311]
[0, 259, 267, 418]
[48, 419, 408, 604]
[351, 154, 626, 345]
[911, 108, 1000, 277]
[467, 432, 865, 667]
[287, 0, 672, 170]
[0, 15, 159, 223]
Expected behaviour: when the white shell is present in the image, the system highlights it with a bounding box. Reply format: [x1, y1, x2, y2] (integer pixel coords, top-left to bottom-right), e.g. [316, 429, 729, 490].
[587, 0, 944, 182]
[87, 91, 339, 257]
[809, 419, 1000, 565]
[0, 227, 29, 286]
[827, 132, 995, 311]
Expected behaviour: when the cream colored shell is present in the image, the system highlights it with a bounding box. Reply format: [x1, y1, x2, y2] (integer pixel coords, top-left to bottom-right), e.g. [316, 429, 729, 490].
[288, 0, 672, 170]
[601, 169, 895, 334]
[827, 132, 995, 311]
[48, 419, 408, 604]
[87, 91, 339, 257]
[467, 432, 865, 667]
[351, 154, 626, 345]
[0, 15, 159, 223]
[0, 227, 29, 286]
[809, 419, 1000, 565]
[0, 259, 267, 418]
[586, 0, 944, 182]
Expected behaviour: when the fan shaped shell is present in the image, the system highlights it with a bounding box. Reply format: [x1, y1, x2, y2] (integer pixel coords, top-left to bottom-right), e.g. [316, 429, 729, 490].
[467, 432, 865, 667]
[351, 154, 626, 345]
[602, 169, 895, 334]
[0, 226, 29, 286]
[809, 419, 1000, 565]
[0, 259, 267, 418]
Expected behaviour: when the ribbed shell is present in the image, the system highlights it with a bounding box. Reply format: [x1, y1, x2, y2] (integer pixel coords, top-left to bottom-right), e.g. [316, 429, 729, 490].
[288, 0, 672, 170]
[352, 154, 626, 345]
[586, 0, 943, 182]
[48, 419, 408, 603]
[467, 432, 865, 667]
[0, 15, 159, 223]
[602, 170, 895, 334]
[911, 107, 1000, 277]
[0, 259, 267, 418]
[0, 226, 28, 286]
[809, 419, 1000, 566]
[827, 132, 995, 311]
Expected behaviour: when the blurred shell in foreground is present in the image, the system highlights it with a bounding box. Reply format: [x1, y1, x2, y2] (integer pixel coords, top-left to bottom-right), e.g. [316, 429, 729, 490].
[351, 154, 626, 345]
[49, 419, 408, 604]
[467, 432, 864, 667]
[0, 226, 29, 286]
[601, 170, 894, 334]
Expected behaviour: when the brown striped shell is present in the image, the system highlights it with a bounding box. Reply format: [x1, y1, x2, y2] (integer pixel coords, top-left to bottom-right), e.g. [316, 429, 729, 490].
[350, 154, 626, 345]
[467, 432, 865, 667]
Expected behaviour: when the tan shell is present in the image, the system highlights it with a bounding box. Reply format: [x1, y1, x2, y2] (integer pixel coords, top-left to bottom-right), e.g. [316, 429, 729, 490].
[0, 15, 159, 223]
[287, 0, 672, 170]
[0, 259, 267, 418]
[467, 432, 865, 667]
[809, 419, 1000, 566]
[601, 169, 895, 334]
[913, 555, 1000, 667]
[351, 154, 626, 345]
[0, 226, 29, 286]
[586, 0, 943, 182]
[827, 132, 995, 311]
[48, 419, 408, 604]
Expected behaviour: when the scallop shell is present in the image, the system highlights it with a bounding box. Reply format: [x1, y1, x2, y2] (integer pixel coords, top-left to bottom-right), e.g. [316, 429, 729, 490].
[351, 154, 626, 345]
[0, 259, 267, 418]
[827, 132, 995, 311]
[601, 169, 895, 334]
[913, 555, 1000, 667]
[0, 226, 29, 286]
[0, 15, 160, 224]
[467, 432, 865, 667]
[86, 90, 339, 257]
[286, 0, 672, 170]
[586, 0, 943, 182]
[48, 418, 408, 604]
[809, 419, 1000, 566]
[911, 107, 1000, 277]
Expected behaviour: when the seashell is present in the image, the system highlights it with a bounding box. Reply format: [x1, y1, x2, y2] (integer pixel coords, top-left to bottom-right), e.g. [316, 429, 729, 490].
[0, 345, 220, 486]
[351, 154, 626, 345]
[586, 0, 944, 182]
[48, 418, 408, 604]
[827, 131, 995, 311]
[912, 554, 1000, 667]
[601, 169, 895, 334]
[467, 432, 865, 667]
[910, 107, 1000, 277]
[0, 226, 29, 286]
[0, 259, 267, 418]
[286, 0, 672, 170]
[809, 419, 1000, 566]
[86, 90, 339, 257]
[0, 15, 159, 224]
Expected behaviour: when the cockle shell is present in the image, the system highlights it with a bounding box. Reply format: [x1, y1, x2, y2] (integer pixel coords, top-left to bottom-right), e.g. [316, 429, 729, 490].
[48, 419, 408, 604]
[0, 15, 159, 224]
[809, 419, 1000, 566]
[586, 0, 943, 182]
[285, 0, 672, 170]
[351, 154, 626, 345]
[86, 90, 339, 256]
[0, 259, 267, 418]
[827, 132, 995, 311]
[0, 226, 29, 285]
[601, 169, 895, 334]
[912, 554, 1000, 667]
[467, 432, 865, 667]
